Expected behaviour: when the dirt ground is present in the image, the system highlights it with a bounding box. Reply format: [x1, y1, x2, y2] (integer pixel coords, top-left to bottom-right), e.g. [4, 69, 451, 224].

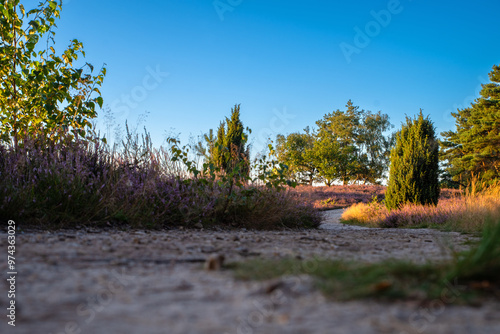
[1, 210, 499, 334]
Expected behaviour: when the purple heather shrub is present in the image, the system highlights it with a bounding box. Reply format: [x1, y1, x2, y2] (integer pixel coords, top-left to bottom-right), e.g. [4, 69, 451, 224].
[1, 132, 319, 229]
[380, 211, 401, 228]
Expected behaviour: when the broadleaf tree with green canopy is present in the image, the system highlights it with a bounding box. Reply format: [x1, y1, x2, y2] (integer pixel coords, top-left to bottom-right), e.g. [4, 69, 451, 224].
[0, 0, 106, 146]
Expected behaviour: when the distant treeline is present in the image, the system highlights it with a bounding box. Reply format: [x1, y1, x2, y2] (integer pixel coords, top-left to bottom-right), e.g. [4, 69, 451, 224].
[274, 64, 500, 190]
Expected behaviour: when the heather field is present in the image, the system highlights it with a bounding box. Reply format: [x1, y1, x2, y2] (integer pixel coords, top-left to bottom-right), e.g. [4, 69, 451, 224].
[290, 184, 386, 210]
[0, 135, 320, 230]
[1, 131, 494, 235]
[290, 184, 460, 210]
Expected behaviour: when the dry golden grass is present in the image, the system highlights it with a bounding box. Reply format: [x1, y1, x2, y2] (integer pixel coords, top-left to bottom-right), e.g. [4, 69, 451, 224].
[340, 201, 387, 227]
[341, 182, 500, 233]
[445, 182, 500, 232]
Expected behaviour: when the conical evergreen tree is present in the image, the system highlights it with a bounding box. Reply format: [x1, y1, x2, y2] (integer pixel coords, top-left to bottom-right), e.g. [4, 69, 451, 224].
[386, 111, 440, 210]
[210, 104, 250, 175]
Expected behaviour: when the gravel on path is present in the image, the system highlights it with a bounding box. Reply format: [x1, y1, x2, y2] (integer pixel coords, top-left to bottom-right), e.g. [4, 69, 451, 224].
[0, 210, 498, 334]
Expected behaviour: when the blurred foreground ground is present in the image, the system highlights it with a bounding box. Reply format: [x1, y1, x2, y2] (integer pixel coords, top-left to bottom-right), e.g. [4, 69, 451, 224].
[1, 210, 499, 334]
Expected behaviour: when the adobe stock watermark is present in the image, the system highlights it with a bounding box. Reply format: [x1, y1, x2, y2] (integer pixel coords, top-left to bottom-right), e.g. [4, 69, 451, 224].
[401, 278, 464, 334]
[256, 107, 296, 150]
[213, 0, 243, 21]
[109, 65, 169, 122]
[49, 268, 137, 334]
[441, 75, 488, 125]
[339, 0, 408, 64]
[225, 258, 320, 334]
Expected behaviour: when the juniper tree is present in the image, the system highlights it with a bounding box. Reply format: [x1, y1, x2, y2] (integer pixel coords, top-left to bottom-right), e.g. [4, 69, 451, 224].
[385, 111, 440, 210]
[204, 104, 250, 176]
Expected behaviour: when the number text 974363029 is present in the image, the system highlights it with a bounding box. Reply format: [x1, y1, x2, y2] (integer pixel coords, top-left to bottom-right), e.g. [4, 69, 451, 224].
[6, 220, 17, 327]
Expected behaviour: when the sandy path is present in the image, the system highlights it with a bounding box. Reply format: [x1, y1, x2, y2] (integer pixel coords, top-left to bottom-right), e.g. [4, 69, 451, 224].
[0, 211, 498, 334]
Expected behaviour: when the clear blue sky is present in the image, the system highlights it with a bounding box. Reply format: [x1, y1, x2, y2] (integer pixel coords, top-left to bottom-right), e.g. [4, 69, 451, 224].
[34, 0, 500, 153]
